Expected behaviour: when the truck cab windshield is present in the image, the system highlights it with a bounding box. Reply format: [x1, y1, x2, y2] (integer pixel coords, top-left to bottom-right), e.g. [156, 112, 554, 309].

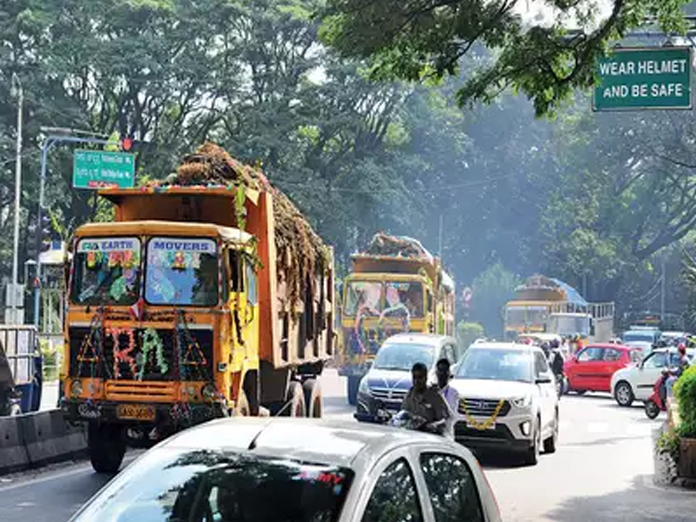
[145, 237, 219, 306]
[343, 280, 424, 318]
[71, 237, 141, 306]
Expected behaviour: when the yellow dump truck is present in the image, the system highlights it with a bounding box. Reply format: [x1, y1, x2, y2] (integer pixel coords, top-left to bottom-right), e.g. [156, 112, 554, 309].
[503, 275, 614, 342]
[60, 145, 335, 473]
[337, 234, 455, 404]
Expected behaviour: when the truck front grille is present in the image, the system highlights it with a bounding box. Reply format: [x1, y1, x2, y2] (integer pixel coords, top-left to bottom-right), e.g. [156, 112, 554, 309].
[69, 327, 213, 381]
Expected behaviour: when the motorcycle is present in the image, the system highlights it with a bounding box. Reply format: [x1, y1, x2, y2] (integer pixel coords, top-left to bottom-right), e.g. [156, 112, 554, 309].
[645, 370, 670, 420]
[373, 400, 449, 437]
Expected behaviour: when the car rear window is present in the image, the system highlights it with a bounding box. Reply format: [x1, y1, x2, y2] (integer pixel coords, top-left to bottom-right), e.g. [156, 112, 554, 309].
[74, 449, 354, 522]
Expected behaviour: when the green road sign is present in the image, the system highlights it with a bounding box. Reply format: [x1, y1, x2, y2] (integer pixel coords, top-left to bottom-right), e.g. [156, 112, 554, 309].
[73, 149, 136, 189]
[593, 46, 693, 111]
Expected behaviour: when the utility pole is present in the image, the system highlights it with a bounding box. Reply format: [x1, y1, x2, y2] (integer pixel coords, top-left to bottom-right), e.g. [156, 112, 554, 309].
[10, 73, 23, 324]
[438, 214, 444, 259]
[660, 254, 666, 322]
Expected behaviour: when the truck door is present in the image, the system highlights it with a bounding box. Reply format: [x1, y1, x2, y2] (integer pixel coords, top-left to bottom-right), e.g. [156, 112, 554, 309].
[226, 250, 259, 370]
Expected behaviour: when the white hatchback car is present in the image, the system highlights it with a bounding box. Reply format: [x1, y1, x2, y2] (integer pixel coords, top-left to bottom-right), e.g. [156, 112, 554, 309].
[70, 417, 502, 522]
[610, 347, 695, 407]
[450, 342, 559, 466]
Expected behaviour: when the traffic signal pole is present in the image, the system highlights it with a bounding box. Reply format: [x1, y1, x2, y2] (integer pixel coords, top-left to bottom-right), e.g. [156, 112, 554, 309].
[33, 133, 112, 329]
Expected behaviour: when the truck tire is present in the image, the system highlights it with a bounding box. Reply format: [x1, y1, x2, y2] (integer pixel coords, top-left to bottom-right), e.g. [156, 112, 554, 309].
[88, 423, 126, 474]
[347, 376, 360, 406]
[303, 378, 322, 418]
[279, 381, 306, 417]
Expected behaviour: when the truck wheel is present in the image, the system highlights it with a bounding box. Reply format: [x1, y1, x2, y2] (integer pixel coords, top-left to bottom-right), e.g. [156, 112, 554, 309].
[347, 376, 360, 406]
[303, 378, 322, 418]
[234, 390, 251, 416]
[88, 423, 126, 474]
[280, 381, 306, 417]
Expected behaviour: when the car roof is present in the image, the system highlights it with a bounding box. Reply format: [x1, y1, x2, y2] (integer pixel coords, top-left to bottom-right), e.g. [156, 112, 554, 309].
[651, 347, 695, 354]
[468, 342, 537, 352]
[383, 333, 456, 346]
[160, 418, 452, 472]
[585, 343, 637, 350]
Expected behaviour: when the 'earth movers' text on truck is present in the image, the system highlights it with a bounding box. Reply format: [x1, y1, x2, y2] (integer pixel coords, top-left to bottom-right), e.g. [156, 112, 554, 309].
[337, 233, 455, 405]
[61, 144, 335, 473]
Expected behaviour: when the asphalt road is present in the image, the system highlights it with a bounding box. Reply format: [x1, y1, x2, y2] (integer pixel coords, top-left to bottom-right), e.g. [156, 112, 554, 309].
[3, 370, 695, 521]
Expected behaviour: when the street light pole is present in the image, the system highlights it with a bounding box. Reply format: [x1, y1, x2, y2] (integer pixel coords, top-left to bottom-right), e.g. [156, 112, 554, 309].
[10, 73, 23, 323]
[32, 133, 114, 329]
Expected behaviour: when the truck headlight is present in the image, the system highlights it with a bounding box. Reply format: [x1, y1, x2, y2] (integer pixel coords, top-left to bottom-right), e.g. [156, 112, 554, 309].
[512, 395, 531, 408]
[201, 384, 216, 401]
[358, 377, 370, 394]
[70, 379, 83, 397]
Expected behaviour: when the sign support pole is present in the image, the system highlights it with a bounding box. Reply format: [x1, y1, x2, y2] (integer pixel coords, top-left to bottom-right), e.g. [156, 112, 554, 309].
[33, 134, 112, 329]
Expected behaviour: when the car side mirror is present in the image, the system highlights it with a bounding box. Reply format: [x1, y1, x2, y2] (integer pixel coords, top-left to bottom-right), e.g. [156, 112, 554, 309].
[536, 375, 553, 385]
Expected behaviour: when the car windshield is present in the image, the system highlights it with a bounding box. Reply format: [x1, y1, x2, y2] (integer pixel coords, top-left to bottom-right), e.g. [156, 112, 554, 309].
[456, 348, 533, 383]
[549, 315, 590, 336]
[71, 237, 141, 306]
[74, 449, 354, 522]
[145, 237, 219, 306]
[623, 332, 655, 342]
[372, 342, 435, 371]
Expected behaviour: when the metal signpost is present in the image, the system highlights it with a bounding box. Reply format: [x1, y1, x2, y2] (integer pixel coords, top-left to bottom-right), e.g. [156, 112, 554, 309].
[33, 133, 135, 329]
[593, 46, 694, 111]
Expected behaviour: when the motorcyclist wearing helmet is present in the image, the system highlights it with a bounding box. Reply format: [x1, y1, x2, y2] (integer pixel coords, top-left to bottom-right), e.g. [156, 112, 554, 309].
[401, 362, 450, 435]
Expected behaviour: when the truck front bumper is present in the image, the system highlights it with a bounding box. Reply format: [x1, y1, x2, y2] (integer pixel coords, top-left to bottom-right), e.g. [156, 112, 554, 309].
[61, 399, 226, 426]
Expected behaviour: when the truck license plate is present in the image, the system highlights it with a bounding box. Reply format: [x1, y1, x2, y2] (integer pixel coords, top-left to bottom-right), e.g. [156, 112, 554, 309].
[117, 404, 156, 421]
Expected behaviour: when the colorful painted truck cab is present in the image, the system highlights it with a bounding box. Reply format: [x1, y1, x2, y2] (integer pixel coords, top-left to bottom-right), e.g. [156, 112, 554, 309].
[337, 234, 455, 405]
[60, 145, 335, 474]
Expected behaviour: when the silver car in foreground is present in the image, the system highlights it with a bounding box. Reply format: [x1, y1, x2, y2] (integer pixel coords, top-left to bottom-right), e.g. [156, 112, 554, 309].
[70, 417, 502, 522]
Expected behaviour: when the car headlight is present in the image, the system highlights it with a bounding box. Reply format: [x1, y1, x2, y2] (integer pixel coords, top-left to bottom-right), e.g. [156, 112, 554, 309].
[512, 395, 532, 408]
[358, 377, 370, 394]
[70, 379, 83, 397]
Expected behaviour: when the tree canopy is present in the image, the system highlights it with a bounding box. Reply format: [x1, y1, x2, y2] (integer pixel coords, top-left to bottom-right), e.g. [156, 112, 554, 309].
[319, 0, 691, 116]
[0, 0, 695, 328]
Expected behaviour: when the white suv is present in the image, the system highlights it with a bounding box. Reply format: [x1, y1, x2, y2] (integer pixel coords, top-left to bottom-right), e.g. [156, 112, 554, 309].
[610, 347, 695, 407]
[449, 342, 559, 466]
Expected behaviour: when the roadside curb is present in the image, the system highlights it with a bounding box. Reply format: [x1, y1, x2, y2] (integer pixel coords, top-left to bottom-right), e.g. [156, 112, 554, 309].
[652, 422, 696, 492]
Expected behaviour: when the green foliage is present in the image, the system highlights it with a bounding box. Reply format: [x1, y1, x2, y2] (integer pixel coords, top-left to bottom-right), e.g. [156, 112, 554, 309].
[657, 430, 681, 461]
[456, 322, 484, 350]
[39, 339, 59, 380]
[470, 263, 521, 338]
[675, 364, 696, 438]
[320, 1, 691, 116]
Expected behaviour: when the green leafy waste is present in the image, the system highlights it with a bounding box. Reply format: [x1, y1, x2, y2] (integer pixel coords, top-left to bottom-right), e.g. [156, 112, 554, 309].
[148, 142, 330, 308]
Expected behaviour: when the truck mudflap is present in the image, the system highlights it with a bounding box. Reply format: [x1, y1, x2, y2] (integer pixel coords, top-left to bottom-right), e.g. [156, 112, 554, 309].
[61, 399, 226, 426]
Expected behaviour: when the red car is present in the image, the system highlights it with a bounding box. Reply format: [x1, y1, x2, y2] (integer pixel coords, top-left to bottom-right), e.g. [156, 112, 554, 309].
[564, 344, 642, 394]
